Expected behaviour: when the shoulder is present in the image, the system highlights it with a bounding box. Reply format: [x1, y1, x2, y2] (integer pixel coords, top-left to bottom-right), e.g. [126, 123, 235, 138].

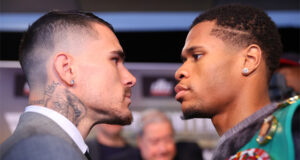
[86, 138, 99, 149]
[85, 138, 101, 159]
[175, 141, 203, 160]
[255, 95, 299, 146]
[2, 134, 83, 160]
[230, 95, 300, 160]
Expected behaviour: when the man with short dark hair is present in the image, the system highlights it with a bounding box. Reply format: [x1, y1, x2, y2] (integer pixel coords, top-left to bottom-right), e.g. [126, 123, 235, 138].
[174, 4, 299, 159]
[0, 10, 136, 160]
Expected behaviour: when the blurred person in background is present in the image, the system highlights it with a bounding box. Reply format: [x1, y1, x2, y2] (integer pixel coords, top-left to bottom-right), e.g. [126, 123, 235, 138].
[269, 52, 300, 101]
[110, 109, 203, 160]
[86, 124, 137, 160]
[135, 109, 203, 160]
[137, 109, 176, 160]
[0, 10, 136, 160]
[174, 4, 299, 160]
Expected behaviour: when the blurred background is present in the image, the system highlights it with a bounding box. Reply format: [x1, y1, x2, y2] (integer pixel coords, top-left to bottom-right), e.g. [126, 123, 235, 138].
[0, 0, 299, 159]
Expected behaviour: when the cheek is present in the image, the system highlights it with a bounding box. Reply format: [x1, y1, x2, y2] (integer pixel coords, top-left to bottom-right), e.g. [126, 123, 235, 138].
[83, 66, 122, 90]
[191, 65, 218, 95]
[80, 72, 105, 92]
[167, 141, 176, 151]
[169, 143, 175, 150]
[76, 67, 113, 101]
[196, 60, 236, 90]
[147, 144, 157, 153]
[145, 143, 158, 155]
[141, 143, 156, 158]
[190, 61, 239, 106]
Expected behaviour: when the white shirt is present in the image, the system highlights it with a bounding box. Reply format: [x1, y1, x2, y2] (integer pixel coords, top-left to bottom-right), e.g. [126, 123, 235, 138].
[25, 105, 88, 153]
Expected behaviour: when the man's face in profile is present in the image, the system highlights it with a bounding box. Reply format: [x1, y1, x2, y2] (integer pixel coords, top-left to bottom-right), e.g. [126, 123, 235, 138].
[174, 21, 243, 119]
[74, 23, 136, 125]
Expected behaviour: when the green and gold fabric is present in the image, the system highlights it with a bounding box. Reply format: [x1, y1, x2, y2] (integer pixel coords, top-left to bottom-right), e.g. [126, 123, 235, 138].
[228, 95, 300, 160]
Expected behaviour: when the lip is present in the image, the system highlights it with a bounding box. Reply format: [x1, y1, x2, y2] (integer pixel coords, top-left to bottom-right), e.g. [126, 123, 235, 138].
[174, 84, 188, 100]
[125, 93, 132, 102]
[124, 89, 131, 98]
[125, 95, 131, 105]
[125, 94, 131, 100]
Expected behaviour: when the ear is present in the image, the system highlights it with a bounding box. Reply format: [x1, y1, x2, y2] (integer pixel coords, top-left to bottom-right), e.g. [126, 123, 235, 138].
[54, 53, 75, 86]
[242, 44, 262, 76]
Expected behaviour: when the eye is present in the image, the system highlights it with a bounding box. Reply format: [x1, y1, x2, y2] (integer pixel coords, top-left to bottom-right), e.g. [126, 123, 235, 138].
[112, 57, 120, 64]
[192, 54, 203, 61]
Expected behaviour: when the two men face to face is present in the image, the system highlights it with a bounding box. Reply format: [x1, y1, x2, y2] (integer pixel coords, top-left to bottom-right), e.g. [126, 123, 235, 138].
[80, 21, 237, 124]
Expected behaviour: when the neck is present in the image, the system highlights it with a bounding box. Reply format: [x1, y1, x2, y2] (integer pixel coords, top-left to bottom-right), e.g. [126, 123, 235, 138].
[29, 81, 91, 139]
[212, 79, 271, 136]
[77, 118, 95, 139]
[96, 132, 126, 147]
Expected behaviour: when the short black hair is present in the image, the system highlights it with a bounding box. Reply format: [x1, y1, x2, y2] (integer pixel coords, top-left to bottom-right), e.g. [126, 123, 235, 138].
[19, 10, 114, 86]
[191, 4, 282, 80]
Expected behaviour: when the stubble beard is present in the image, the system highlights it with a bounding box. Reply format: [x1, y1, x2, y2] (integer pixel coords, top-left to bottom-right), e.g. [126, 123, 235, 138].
[104, 89, 133, 125]
[107, 113, 133, 125]
[104, 106, 133, 125]
[95, 101, 133, 125]
[111, 107, 133, 125]
[181, 102, 213, 120]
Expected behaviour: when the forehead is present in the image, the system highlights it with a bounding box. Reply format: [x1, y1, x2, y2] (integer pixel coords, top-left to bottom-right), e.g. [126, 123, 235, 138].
[188, 21, 216, 39]
[69, 23, 124, 61]
[182, 21, 229, 57]
[143, 122, 173, 136]
[91, 23, 122, 49]
[186, 21, 215, 45]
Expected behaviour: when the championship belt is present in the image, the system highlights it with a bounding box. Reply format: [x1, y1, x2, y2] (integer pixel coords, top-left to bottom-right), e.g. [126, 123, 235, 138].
[227, 148, 270, 160]
[227, 95, 300, 160]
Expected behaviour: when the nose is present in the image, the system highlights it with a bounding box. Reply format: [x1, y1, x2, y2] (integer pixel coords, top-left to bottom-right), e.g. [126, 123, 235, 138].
[175, 64, 189, 81]
[122, 66, 136, 88]
[158, 143, 168, 153]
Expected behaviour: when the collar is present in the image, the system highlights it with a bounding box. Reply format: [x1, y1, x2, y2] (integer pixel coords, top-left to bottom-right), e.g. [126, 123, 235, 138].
[25, 105, 88, 153]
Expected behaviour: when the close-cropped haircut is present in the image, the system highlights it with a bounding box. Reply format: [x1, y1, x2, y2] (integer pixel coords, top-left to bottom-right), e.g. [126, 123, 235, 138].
[19, 10, 114, 86]
[191, 4, 282, 80]
[137, 109, 173, 137]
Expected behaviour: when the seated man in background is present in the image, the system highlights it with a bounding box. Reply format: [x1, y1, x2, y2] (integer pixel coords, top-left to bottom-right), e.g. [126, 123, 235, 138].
[111, 109, 203, 160]
[137, 109, 176, 160]
[136, 109, 203, 160]
[86, 124, 136, 160]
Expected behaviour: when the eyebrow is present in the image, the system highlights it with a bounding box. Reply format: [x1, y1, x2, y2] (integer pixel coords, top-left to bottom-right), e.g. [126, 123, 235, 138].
[111, 50, 125, 61]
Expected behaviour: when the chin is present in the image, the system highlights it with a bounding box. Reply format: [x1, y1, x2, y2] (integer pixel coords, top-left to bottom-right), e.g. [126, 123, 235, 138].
[97, 108, 133, 125]
[182, 103, 212, 119]
[156, 156, 173, 160]
[109, 112, 133, 125]
[118, 113, 133, 125]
